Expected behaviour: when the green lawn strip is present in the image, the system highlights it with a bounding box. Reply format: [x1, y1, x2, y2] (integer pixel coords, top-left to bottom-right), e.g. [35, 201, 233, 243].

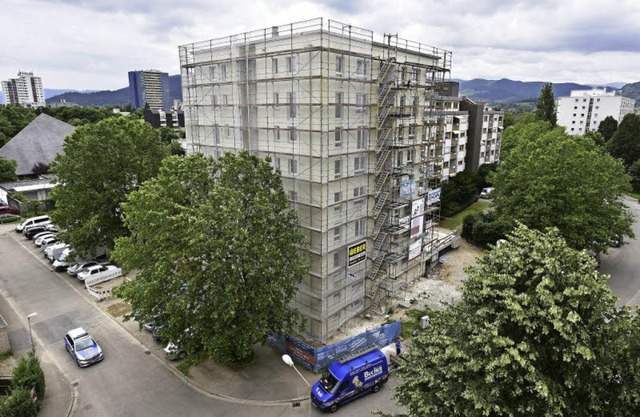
[440, 201, 491, 231]
[627, 191, 640, 199]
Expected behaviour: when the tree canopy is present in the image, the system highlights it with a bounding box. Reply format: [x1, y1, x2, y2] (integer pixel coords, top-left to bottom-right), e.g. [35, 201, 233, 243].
[112, 152, 307, 365]
[535, 83, 557, 127]
[391, 224, 640, 417]
[0, 104, 37, 147]
[598, 115, 618, 142]
[490, 123, 633, 254]
[606, 113, 640, 169]
[49, 117, 168, 254]
[0, 157, 18, 182]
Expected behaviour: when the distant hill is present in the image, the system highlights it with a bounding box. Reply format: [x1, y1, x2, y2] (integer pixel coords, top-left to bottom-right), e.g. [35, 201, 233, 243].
[617, 82, 640, 102]
[458, 78, 606, 103]
[46, 74, 182, 107]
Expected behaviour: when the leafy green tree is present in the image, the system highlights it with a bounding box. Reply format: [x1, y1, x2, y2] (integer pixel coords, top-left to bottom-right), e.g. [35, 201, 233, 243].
[629, 159, 640, 193]
[50, 117, 168, 254]
[440, 171, 481, 217]
[391, 224, 640, 417]
[598, 115, 618, 142]
[0, 105, 36, 147]
[606, 113, 640, 169]
[490, 125, 633, 255]
[11, 352, 45, 411]
[502, 110, 517, 130]
[498, 113, 550, 162]
[477, 162, 498, 190]
[0, 387, 38, 417]
[113, 152, 307, 365]
[0, 157, 18, 182]
[535, 83, 557, 127]
[583, 130, 606, 147]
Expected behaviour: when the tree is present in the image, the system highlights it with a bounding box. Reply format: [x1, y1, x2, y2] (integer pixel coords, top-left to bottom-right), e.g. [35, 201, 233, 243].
[0, 157, 18, 182]
[50, 117, 168, 254]
[440, 171, 481, 217]
[629, 159, 640, 193]
[0, 105, 36, 147]
[498, 113, 550, 162]
[598, 115, 618, 142]
[583, 130, 605, 147]
[606, 113, 640, 169]
[477, 162, 498, 190]
[391, 224, 640, 417]
[11, 352, 45, 411]
[535, 83, 557, 127]
[31, 162, 49, 175]
[113, 152, 307, 365]
[490, 124, 633, 255]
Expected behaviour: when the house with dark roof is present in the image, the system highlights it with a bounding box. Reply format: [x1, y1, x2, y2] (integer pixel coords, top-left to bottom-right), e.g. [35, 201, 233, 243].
[0, 113, 75, 177]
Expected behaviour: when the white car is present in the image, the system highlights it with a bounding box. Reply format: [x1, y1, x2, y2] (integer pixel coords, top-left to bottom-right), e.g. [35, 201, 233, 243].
[67, 260, 107, 277]
[39, 236, 59, 248]
[480, 187, 495, 199]
[77, 264, 122, 285]
[34, 233, 56, 247]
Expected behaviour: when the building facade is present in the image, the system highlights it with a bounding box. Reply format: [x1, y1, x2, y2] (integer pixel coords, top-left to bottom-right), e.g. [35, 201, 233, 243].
[128, 70, 171, 110]
[1, 71, 45, 108]
[179, 18, 466, 341]
[461, 97, 503, 172]
[556, 89, 635, 135]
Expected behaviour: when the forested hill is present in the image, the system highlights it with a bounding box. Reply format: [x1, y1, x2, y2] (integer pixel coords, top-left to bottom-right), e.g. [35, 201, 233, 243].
[458, 79, 606, 103]
[46, 74, 182, 107]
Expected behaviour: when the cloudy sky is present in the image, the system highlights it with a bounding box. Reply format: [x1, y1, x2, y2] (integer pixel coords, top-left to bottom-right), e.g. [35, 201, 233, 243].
[2, 0, 639, 91]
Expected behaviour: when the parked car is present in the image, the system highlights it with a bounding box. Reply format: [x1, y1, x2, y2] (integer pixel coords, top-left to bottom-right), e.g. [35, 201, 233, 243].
[64, 327, 103, 367]
[480, 187, 495, 199]
[151, 324, 166, 342]
[24, 224, 52, 239]
[0, 213, 20, 223]
[45, 242, 71, 262]
[67, 260, 106, 277]
[15, 215, 50, 233]
[0, 205, 19, 215]
[76, 264, 121, 284]
[164, 341, 187, 361]
[39, 236, 59, 249]
[32, 231, 55, 244]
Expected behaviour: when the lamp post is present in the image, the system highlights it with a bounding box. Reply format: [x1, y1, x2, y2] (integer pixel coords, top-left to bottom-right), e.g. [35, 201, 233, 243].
[282, 354, 311, 388]
[27, 312, 37, 354]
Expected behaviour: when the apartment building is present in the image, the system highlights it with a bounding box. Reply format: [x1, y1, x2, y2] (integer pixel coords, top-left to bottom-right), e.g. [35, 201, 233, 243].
[179, 18, 466, 341]
[557, 89, 635, 135]
[1, 71, 45, 108]
[128, 70, 171, 110]
[461, 97, 503, 171]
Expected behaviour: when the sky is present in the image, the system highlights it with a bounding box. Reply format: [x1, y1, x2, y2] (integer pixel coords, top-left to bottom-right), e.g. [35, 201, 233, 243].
[2, 0, 640, 91]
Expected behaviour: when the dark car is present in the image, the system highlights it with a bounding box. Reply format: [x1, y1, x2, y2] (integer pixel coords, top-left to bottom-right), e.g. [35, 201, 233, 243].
[24, 226, 50, 239]
[152, 324, 166, 342]
[0, 206, 19, 215]
[64, 327, 103, 367]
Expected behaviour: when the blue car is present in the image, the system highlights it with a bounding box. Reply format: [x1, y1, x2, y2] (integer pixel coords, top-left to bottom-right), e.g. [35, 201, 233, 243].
[64, 328, 104, 367]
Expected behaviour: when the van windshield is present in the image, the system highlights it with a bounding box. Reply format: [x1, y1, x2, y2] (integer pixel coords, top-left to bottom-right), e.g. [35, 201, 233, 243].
[319, 370, 340, 393]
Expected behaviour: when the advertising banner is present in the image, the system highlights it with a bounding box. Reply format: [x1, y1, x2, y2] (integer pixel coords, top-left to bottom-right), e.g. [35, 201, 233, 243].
[411, 198, 425, 217]
[285, 336, 316, 369]
[408, 239, 422, 260]
[410, 216, 424, 238]
[348, 241, 367, 267]
[399, 179, 416, 199]
[427, 188, 441, 206]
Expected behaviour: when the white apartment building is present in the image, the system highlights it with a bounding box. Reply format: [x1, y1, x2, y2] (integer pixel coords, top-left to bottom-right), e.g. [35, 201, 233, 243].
[557, 89, 635, 135]
[1, 71, 45, 108]
[179, 18, 467, 341]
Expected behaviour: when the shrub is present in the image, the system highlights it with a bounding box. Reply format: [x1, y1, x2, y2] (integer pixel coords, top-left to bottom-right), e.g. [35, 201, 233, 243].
[0, 387, 38, 417]
[462, 211, 512, 248]
[10, 353, 45, 411]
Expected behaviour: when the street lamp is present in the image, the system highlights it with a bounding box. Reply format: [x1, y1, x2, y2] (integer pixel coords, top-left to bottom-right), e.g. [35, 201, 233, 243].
[27, 312, 37, 354]
[281, 354, 311, 388]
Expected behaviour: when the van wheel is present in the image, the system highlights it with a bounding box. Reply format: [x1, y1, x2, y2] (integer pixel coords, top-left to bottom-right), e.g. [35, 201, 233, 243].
[329, 404, 339, 413]
[372, 384, 381, 393]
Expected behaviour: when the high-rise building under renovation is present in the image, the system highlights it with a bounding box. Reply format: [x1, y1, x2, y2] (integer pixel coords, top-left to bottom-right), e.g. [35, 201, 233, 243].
[1, 71, 45, 108]
[179, 18, 467, 341]
[128, 70, 171, 110]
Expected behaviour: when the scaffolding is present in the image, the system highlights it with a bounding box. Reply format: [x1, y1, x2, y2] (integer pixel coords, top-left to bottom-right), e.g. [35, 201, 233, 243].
[179, 18, 455, 342]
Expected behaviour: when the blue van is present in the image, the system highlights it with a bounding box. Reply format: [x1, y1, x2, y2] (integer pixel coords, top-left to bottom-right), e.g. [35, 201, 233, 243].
[310, 344, 395, 413]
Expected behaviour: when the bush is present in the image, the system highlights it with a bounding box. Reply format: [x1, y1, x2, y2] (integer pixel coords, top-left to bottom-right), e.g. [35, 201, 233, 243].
[0, 387, 38, 417]
[9, 353, 45, 412]
[462, 211, 512, 248]
[9, 193, 27, 203]
[440, 171, 481, 217]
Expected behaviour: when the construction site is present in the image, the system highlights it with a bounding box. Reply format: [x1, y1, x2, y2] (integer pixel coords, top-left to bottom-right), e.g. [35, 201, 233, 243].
[179, 18, 467, 342]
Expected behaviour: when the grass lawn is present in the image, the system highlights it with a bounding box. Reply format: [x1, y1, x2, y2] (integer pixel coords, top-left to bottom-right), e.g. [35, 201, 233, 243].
[440, 201, 491, 231]
[627, 192, 640, 199]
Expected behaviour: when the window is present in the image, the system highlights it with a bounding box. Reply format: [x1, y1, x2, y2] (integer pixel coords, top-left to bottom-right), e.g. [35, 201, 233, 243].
[334, 191, 342, 203]
[412, 68, 421, 83]
[412, 96, 419, 117]
[407, 149, 415, 163]
[287, 55, 297, 73]
[289, 190, 298, 201]
[354, 218, 365, 236]
[356, 93, 368, 113]
[274, 126, 281, 141]
[356, 128, 367, 149]
[212, 95, 218, 107]
[275, 157, 281, 170]
[354, 155, 366, 172]
[272, 58, 278, 74]
[335, 92, 343, 118]
[223, 95, 229, 106]
[274, 92, 279, 108]
[289, 127, 297, 142]
[356, 59, 368, 77]
[334, 159, 342, 178]
[353, 186, 366, 197]
[221, 64, 227, 80]
[333, 252, 341, 268]
[333, 226, 341, 242]
[288, 92, 296, 118]
[408, 124, 416, 138]
[289, 159, 298, 174]
[334, 128, 342, 148]
[214, 126, 221, 144]
[336, 56, 343, 75]
[225, 124, 230, 136]
[334, 204, 342, 215]
[211, 66, 217, 80]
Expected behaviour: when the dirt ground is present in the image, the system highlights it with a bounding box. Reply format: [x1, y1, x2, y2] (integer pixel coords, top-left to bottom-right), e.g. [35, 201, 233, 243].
[327, 237, 484, 343]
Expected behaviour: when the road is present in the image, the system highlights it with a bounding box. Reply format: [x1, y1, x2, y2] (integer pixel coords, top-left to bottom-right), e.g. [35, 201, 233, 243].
[601, 197, 640, 307]
[0, 228, 402, 417]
